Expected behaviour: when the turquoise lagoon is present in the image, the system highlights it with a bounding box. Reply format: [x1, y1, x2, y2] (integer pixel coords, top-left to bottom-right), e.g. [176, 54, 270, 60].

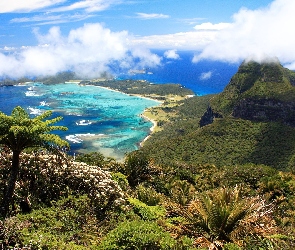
[0, 83, 160, 160]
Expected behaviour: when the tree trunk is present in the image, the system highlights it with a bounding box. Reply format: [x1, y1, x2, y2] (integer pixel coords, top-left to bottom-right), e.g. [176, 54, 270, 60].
[1, 150, 20, 218]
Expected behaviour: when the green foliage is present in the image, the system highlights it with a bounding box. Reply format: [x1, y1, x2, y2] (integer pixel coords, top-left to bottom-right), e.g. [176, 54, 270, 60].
[0, 195, 99, 249]
[75, 151, 117, 169]
[223, 243, 241, 250]
[0, 106, 69, 217]
[98, 220, 177, 250]
[166, 179, 197, 206]
[142, 118, 295, 169]
[0, 150, 125, 220]
[210, 60, 295, 116]
[220, 164, 277, 190]
[174, 94, 214, 119]
[111, 172, 130, 192]
[173, 186, 276, 249]
[128, 198, 166, 220]
[0, 106, 69, 151]
[124, 151, 152, 187]
[91, 79, 194, 96]
[136, 184, 162, 206]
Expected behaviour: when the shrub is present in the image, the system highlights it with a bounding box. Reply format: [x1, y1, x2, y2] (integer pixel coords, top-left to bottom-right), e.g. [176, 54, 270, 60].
[0, 195, 99, 249]
[128, 198, 166, 221]
[111, 172, 129, 192]
[98, 220, 176, 250]
[136, 184, 162, 206]
[124, 151, 151, 187]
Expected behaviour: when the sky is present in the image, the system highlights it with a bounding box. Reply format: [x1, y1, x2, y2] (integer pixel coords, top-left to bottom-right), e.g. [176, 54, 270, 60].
[1, 0, 295, 78]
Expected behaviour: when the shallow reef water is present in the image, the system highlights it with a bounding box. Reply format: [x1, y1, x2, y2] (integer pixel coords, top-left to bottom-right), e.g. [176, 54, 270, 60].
[0, 83, 160, 161]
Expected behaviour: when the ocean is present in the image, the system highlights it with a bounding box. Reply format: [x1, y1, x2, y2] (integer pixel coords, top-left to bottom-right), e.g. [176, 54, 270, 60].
[117, 50, 240, 95]
[0, 50, 239, 160]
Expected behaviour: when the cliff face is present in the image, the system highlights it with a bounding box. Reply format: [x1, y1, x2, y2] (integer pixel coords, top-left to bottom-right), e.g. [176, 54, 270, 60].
[201, 59, 295, 127]
[199, 106, 222, 127]
[232, 98, 295, 126]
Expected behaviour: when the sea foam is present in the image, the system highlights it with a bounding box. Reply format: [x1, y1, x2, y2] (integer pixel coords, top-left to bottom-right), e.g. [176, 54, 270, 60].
[76, 120, 92, 126]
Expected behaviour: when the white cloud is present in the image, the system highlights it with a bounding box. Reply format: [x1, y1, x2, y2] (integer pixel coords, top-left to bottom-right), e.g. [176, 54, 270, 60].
[0, 0, 122, 13]
[194, 22, 231, 31]
[0, 23, 161, 78]
[135, 13, 170, 19]
[193, 0, 295, 68]
[131, 31, 216, 50]
[164, 50, 180, 59]
[199, 71, 212, 80]
[130, 48, 162, 68]
[177, 17, 206, 26]
[0, 0, 65, 13]
[2, 46, 17, 51]
[11, 13, 93, 25]
[52, 0, 122, 13]
[129, 0, 295, 69]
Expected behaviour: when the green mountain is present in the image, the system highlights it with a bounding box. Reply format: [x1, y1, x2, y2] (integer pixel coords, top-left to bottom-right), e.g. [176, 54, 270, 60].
[209, 59, 295, 126]
[142, 60, 295, 170]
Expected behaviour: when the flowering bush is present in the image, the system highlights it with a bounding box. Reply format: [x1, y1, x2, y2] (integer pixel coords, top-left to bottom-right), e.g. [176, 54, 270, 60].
[0, 150, 126, 216]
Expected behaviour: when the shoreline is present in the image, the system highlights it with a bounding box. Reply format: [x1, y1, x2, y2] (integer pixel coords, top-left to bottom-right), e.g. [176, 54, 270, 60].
[90, 84, 162, 147]
[12, 81, 164, 154]
[91, 84, 163, 104]
[139, 113, 158, 147]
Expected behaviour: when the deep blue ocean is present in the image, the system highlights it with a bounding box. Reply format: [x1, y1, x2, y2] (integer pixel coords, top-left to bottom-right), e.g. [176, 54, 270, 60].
[0, 51, 239, 160]
[117, 50, 240, 96]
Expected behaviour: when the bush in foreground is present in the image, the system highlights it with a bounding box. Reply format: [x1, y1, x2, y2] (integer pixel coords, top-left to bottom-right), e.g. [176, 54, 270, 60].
[98, 220, 177, 250]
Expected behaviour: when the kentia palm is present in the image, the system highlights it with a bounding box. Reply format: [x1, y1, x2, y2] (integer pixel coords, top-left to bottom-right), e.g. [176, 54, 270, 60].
[0, 106, 69, 218]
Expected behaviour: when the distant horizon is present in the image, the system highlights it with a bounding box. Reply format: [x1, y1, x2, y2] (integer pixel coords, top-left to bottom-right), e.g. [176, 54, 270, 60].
[0, 50, 241, 95]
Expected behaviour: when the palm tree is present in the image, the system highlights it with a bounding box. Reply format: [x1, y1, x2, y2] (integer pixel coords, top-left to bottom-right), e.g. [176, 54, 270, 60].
[0, 106, 69, 217]
[173, 185, 276, 249]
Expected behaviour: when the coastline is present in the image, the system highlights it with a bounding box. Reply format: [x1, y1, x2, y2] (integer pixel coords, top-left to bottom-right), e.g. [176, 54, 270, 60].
[92, 84, 163, 104]
[139, 113, 158, 147]
[90, 84, 125, 95]
[90, 84, 162, 147]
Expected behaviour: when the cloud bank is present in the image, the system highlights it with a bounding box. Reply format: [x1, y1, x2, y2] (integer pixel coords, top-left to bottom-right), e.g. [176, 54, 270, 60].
[0, 23, 161, 78]
[131, 0, 295, 69]
[131, 31, 217, 50]
[193, 0, 295, 67]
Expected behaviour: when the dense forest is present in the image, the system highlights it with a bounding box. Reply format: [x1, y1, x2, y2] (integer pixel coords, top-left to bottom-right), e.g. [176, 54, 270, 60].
[1, 61, 295, 249]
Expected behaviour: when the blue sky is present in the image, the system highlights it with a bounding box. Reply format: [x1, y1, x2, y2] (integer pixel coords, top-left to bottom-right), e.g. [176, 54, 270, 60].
[0, 0, 273, 46]
[1, 0, 294, 78]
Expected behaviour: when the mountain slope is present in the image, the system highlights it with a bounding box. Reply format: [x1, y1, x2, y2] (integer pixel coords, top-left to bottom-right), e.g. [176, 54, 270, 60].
[209, 60, 295, 126]
[141, 59, 295, 169]
[142, 118, 295, 169]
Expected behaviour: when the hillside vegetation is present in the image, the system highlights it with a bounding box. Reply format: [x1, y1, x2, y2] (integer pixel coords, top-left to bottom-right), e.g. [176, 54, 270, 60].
[140, 60, 295, 169]
[210, 60, 295, 125]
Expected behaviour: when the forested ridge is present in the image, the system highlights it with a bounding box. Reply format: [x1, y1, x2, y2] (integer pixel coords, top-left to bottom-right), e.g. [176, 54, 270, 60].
[1, 61, 295, 249]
